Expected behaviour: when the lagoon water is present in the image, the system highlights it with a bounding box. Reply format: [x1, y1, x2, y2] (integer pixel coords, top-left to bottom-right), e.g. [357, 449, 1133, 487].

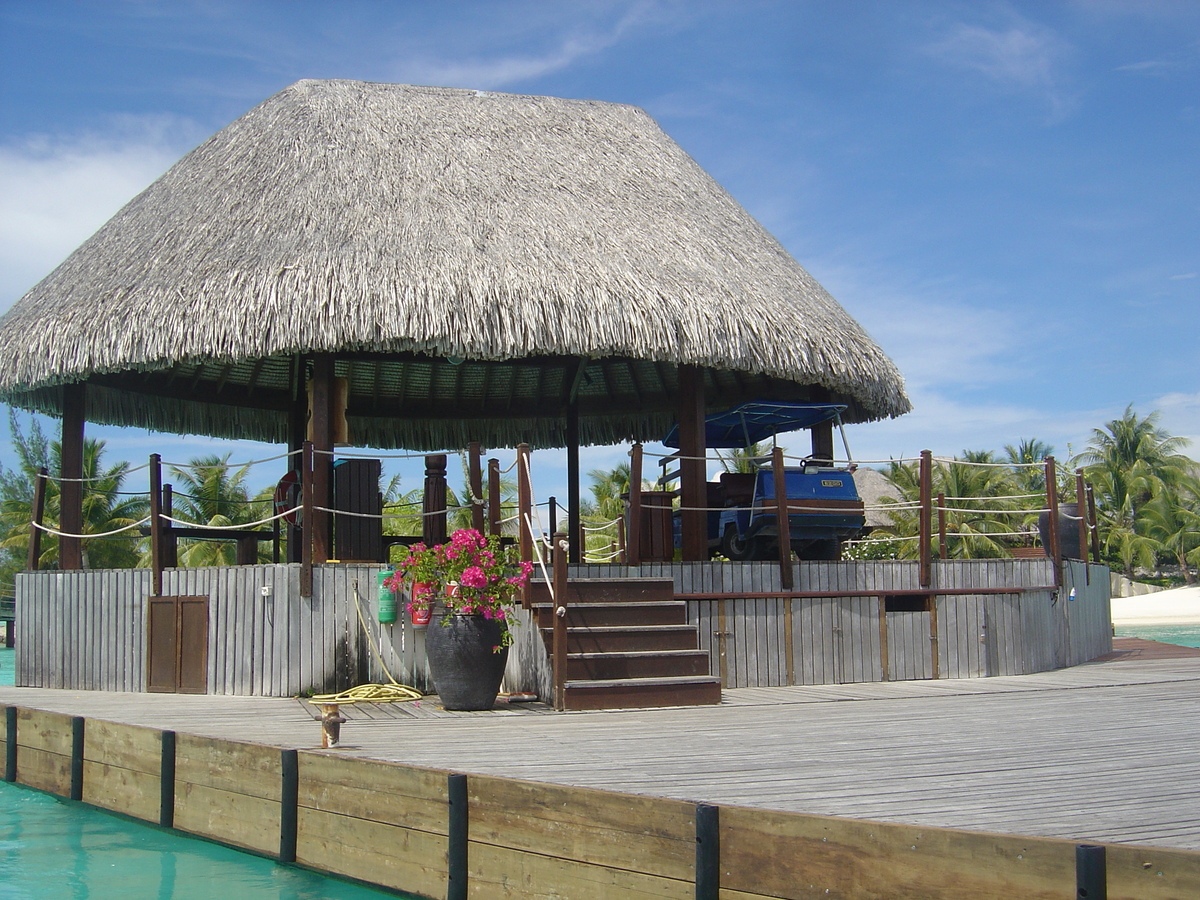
[0, 648, 411, 900]
[1113, 622, 1200, 648]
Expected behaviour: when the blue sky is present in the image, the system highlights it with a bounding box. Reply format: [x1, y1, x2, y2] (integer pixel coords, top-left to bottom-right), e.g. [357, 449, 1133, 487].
[0, 0, 1197, 501]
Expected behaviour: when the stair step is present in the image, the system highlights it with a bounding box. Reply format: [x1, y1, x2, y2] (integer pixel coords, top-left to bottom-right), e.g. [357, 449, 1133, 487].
[561, 676, 722, 711]
[529, 577, 675, 605]
[566, 649, 711, 680]
[542, 624, 700, 653]
[533, 601, 688, 628]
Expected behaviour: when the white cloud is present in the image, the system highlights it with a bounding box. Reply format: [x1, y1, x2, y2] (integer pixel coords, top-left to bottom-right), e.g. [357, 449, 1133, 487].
[0, 117, 197, 310]
[1153, 391, 1200, 455]
[925, 20, 1076, 117]
[387, 5, 648, 91]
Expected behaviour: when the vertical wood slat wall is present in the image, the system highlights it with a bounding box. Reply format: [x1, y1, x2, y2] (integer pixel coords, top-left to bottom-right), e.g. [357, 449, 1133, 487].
[13, 558, 1110, 696]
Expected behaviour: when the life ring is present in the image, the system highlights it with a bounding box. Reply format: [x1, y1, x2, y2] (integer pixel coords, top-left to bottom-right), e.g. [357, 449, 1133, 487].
[274, 470, 303, 528]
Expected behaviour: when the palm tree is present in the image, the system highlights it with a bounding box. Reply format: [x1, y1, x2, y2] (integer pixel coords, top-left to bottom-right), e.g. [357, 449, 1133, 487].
[164, 454, 261, 566]
[0, 412, 148, 571]
[1003, 438, 1053, 494]
[716, 441, 772, 474]
[1074, 406, 1194, 575]
[1140, 477, 1200, 583]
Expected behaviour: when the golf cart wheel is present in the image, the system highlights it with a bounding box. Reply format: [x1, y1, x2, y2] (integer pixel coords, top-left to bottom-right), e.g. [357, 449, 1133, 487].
[721, 527, 753, 561]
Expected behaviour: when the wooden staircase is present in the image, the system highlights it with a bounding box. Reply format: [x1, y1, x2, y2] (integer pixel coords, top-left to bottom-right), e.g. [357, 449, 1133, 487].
[530, 577, 722, 711]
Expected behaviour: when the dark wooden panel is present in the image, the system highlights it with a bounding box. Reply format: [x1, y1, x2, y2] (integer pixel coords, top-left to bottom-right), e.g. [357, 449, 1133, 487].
[178, 596, 209, 694]
[146, 596, 179, 693]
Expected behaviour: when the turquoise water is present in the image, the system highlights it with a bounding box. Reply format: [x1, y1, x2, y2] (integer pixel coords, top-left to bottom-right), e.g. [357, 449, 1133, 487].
[1, 646, 13, 686]
[0, 783, 409, 899]
[1113, 622, 1200, 648]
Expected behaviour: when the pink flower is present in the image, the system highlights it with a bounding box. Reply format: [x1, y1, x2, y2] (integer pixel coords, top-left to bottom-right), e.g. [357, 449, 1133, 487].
[460, 566, 488, 588]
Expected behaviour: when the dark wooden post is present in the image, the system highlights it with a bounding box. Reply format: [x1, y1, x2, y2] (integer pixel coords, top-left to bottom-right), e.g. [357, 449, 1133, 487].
[516, 444, 532, 559]
[301, 441, 314, 598]
[627, 443, 644, 566]
[162, 485, 178, 568]
[566, 404, 581, 563]
[678, 365, 707, 562]
[286, 390, 307, 564]
[468, 442, 485, 533]
[1086, 483, 1101, 564]
[149, 454, 164, 595]
[552, 531, 569, 711]
[59, 382, 86, 570]
[937, 492, 948, 560]
[309, 355, 335, 564]
[810, 421, 835, 465]
[27, 467, 47, 571]
[487, 457, 501, 537]
[1074, 469, 1089, 563]
[1045, 456, 1062, 585]
[918, 450, 933, 588]
[422, 454, 448, 547]
[617, 515, 627, 564]
[771, 446, 794, 590]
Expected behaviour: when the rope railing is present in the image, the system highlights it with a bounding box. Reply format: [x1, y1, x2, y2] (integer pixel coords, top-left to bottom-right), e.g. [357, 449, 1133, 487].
[35, 463, 152, 484]
[931, 456, 1044, 469]
[162, 508, 299, 530]
[162, 448, 300, 469]
[580, 518, 622, 533]
[32, 516, 152, 539]
[933, 506, 1048, 516]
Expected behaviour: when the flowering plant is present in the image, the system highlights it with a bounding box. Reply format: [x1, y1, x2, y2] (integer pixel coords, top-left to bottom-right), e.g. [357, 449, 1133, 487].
[383, 529, 533, 648]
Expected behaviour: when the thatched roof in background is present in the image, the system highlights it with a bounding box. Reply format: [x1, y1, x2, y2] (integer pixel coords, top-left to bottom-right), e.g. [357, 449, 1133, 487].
[0, 79, 909, 449]
[852, 467, 904, 529]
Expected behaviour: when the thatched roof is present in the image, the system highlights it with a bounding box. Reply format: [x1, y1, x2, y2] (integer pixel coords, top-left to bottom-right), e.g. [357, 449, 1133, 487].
[0, 79, 909, 449]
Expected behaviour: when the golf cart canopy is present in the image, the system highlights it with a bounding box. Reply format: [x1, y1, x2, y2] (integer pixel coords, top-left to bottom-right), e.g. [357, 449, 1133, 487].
[662, 401, 848, 450]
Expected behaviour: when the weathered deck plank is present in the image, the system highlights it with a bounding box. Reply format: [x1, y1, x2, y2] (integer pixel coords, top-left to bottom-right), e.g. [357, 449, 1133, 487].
[3, 654, 1199, 852]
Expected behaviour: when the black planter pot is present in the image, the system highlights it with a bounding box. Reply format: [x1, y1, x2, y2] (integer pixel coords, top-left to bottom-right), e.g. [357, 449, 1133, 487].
[1038, 502, 1083, 560]
[424, 611, 509, 711]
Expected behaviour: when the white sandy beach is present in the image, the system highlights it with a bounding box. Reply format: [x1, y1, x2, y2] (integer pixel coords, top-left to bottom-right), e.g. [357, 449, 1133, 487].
[1110, 584, 1200, 625]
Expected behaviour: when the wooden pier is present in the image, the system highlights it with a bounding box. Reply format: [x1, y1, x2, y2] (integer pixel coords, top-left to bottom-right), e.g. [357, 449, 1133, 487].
[3, 645, 1200, 899]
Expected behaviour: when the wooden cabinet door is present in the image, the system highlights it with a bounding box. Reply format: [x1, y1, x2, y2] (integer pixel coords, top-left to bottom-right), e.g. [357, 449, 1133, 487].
[147, 595, 208, 693]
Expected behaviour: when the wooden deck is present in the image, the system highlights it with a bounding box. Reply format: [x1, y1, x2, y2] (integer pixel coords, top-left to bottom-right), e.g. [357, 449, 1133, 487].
[4, 643, 1199, 852]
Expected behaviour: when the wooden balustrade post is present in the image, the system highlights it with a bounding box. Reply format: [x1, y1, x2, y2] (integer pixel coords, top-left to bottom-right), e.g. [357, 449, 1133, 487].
[552, 531, 569, 711]
[1045, 456, 1061, 586]
[617, 515, 626, 564]
[487, 457, 501, 537]
[627, 443, 643, 566]
[1075, 469, 1089, 563]
[918, 450, 933, 588]
[517, 444, 532, 607]
[422, 454, 448, 547]
[468, 441, 485, 533]
[301, 441, 314, 598]
[27, 467, 47, 571]
[937, 492, 947, 560]
[162, 485, 178, 568]
[149, 454, 164, 595]
[772, 446, 794, 590]
[1086, 483, 1101, 564]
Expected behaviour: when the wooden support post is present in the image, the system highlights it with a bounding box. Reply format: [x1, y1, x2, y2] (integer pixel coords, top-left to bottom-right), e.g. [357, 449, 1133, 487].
[1075, 469, 1089, 563]
[4, 706, 16, 782]
[566, 403, 582, 563]
[301, 441, 314, 598]
[27, 467, 47, 571]
[279, 749, 299, 863]
[878, 595, 890, 682]
[286, 392, 307, 564]
[617, 515, 626, 564]
[552, 531, 569, 711]
[487, 457, 501, 537]
[918, 450, 933, 589]
[1086, 483, 1101, 564]
[149, 454, 164, 596]
[422, 454, 448, 547]
[772, 446, 794, 590]
[929, 595, 940, 680]
[159, 730, 176, 828]
[678, 365, 708, 561]
[468, 441, 485, 533]
[59, 382, 85, 570]
[810, 421, 835, 465]
[695, 803, 720, 900]
[548, 497, 558, 536]
[937, 492, 947, 560]
[627, 443, 643, 566]
[1046, 456, 1062, 586]
[70, 716, 84, 801]
[447, 773, 468, 900]
[309, 355, 335, 565]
